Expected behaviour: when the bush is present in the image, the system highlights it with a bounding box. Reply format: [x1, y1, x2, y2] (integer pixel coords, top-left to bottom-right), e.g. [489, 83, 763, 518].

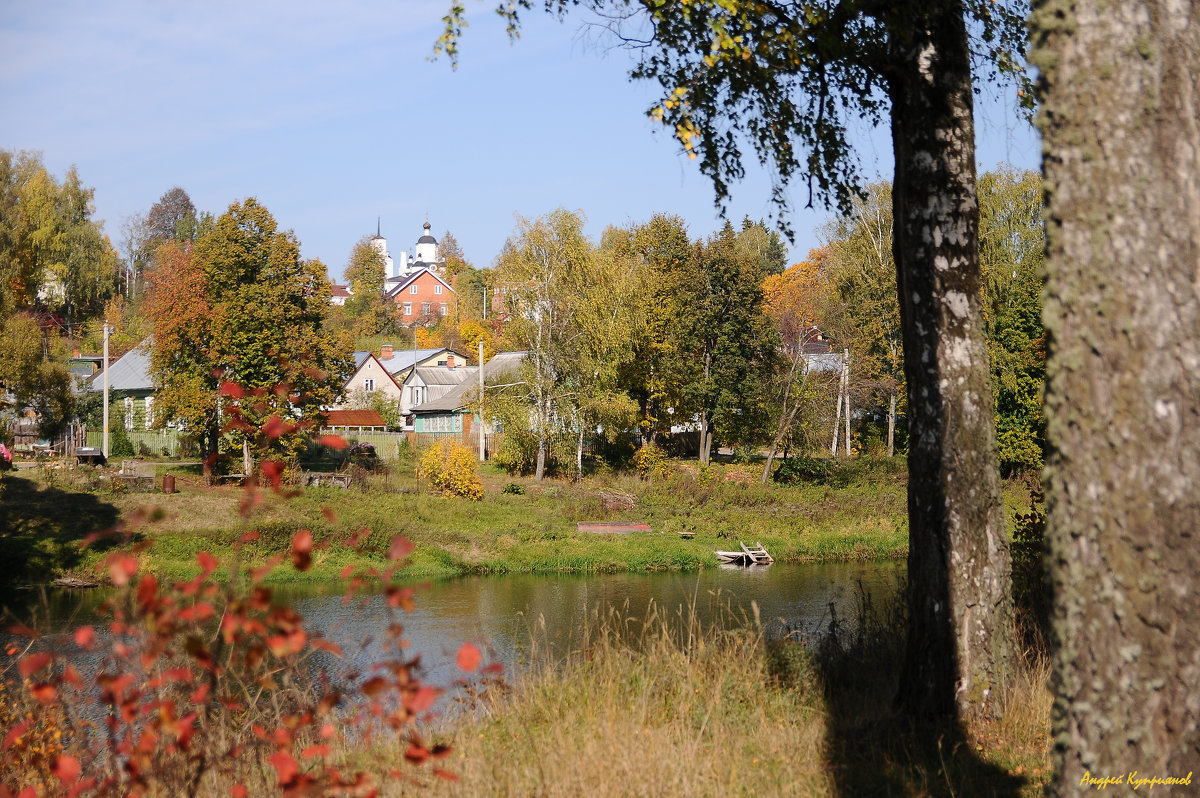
[630, 443, 670, 482]
[107, 426, 135, 458]
[493, 431, 538, 475]
[772, 456, 832, 485]
[420, 440, 485, 500]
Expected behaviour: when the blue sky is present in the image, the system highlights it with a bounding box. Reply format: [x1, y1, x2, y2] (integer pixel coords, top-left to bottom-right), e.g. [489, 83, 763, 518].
[1, 1, 1040, 281]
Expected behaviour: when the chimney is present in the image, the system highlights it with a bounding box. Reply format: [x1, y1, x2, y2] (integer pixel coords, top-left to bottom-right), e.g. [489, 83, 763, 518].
[446, 355, 455, 368]
[73, 348, 81, 358]
[381, 343, 394, 359]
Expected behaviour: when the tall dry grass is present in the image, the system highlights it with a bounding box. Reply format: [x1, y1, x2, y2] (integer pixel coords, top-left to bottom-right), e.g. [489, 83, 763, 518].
[426, 592, 1053, 798]
[430, 596, 832, 797]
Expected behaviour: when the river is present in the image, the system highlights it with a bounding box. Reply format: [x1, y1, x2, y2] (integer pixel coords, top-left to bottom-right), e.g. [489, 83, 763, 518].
[5, 561, 905, 687]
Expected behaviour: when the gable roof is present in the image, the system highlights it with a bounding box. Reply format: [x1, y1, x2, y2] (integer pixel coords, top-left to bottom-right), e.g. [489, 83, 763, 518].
[89, 338, 154, 392]
[350, 348, 452, 377]
[414, 352, 528, 414]
[384, 268, 455, 298]
[411, 366, 476, 386]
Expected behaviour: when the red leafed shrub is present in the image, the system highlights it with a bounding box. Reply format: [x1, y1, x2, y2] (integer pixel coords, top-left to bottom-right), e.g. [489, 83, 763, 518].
[1, 459, 500, 796]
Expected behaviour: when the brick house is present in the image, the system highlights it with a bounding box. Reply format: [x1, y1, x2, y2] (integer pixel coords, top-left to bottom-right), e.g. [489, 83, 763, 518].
[386, 269, 457, 325]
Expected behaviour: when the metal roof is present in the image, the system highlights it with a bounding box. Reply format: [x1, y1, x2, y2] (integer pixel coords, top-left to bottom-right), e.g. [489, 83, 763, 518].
[89, 339, 154, 392]
[415, 352, 527, 414]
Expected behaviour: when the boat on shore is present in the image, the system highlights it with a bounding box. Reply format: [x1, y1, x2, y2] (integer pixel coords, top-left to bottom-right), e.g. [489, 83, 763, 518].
[715, 542, 774, 566]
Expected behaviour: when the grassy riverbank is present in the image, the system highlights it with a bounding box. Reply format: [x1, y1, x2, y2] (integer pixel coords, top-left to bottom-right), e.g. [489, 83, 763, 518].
[426, 597, 1053, 797]
[0, 455, 1036, 589]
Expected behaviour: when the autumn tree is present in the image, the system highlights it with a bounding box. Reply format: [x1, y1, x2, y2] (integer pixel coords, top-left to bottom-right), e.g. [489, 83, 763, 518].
[343, 236, 394, 336]
[760, 248, 841, 481]
[824, 182, 905, 457]
[0, 150, 118, 327]
[616, 214, 698, 446]
[1033, 0, 1200, 786]
[494, 209, 595, 481]
[145, 199, 351, 470]
[977, 166, 1046, 475]
[0, 314, 74, 439]
[145, 187, 200, 248]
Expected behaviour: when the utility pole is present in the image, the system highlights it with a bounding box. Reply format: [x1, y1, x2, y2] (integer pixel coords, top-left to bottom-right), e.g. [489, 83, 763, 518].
[478, 339, 486, 462]
[102, 320, 110, 459]
[843, 348, 852, 456]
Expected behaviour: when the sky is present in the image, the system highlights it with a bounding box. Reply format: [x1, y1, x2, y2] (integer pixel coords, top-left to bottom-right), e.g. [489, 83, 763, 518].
[1, 1, 1040, 282]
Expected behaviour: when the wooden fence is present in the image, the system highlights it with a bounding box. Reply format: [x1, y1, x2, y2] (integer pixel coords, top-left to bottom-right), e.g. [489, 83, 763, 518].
[324, 430, 503, 461]
[86, 429, 187, 458]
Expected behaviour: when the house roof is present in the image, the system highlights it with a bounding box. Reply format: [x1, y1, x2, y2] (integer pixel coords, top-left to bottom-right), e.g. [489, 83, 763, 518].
[350, 348, 450, 377]
[414, 352, 527, 414]
[384, 268, 455, 298]
[330, 284, 352, 298]
[89, 339, 154, 392]
[412, 366, 476, 386]
[324, 409, 387, 428]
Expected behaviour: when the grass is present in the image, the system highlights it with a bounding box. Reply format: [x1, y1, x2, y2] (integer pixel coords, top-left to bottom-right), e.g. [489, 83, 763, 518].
[1, 454, 1038, 590]
[422, 591, 1052, 797]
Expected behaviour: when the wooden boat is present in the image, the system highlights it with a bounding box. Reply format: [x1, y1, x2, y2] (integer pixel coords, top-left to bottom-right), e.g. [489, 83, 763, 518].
[714, 541, 774, 565]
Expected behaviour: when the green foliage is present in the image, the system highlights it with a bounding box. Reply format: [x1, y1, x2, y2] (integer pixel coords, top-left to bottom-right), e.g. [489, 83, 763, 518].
[109, 424, 135, 457]
[145, 199, 353, 462]
[419, 439, 485, 500]
[979, 166, 1047, 474]
[493, 429, 540, 476]
[0, 314, 75, 439]
[0, 150, 119, 323]
[343, 237, 395, 336]
[772, 456, 832, 485]
[502, 482, 526, 495]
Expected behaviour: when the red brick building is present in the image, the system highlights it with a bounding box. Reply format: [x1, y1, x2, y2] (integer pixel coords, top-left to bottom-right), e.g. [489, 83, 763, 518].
[387, 269, 456, 324]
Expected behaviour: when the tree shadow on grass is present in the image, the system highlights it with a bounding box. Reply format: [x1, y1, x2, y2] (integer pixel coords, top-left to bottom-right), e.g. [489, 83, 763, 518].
[0, 473, 123, 599]
[769, 586, 1028, 797]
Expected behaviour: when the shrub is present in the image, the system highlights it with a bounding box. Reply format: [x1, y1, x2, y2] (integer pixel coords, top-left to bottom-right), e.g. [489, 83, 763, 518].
[1, 466, 491, 795]
[772, 456, 832, 485]
[630, 443, 670, 482]
[420, 440, 485, 500]
[502, 482, 525, 495]
[109, 426, 134, 458]
[492, 430, 538, 475]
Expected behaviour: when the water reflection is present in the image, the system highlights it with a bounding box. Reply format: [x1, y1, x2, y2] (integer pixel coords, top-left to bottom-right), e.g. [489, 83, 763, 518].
[5, 562, 905, 688]
[280, 561, 905, 685]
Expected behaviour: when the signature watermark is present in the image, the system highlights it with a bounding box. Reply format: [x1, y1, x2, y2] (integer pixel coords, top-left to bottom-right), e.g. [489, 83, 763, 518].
[1081, 771, 1193, 791]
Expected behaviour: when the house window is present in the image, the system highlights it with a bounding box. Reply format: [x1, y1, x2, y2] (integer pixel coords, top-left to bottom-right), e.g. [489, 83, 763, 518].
[410, 284, 418, 294]
[144, 397, 154, 429]
[421, 302, 431, 316]
[403, 302, 412, 316]
[364, 378, 375, 392]
[440, 303, 448, 316]
[434, 285, 442, 295]
[123, 397, 134, 432]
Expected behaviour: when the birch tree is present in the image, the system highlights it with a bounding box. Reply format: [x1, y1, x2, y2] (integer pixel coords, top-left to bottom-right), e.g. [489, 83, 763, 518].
[1033, 0, 1200, 786]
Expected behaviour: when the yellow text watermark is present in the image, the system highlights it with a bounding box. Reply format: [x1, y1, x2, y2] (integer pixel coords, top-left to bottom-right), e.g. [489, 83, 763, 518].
[1081, 771, 1193, 790]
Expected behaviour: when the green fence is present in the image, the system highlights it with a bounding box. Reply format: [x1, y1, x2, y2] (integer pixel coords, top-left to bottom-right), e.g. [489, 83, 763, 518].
[86, 429, 187, 458]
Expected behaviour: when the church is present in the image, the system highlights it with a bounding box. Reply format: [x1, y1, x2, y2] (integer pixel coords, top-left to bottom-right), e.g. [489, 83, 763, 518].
[370, 220, 457, 325]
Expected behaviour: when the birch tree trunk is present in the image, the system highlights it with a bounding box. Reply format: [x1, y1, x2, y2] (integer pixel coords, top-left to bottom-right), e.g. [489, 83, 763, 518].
[887, 389, 897, 458]
[889, 0, 1013, 721]
[1033, 0, 1200, 784]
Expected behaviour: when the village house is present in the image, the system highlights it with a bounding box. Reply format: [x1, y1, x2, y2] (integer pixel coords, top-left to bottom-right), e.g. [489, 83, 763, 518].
[87, 339, 156, 431]
[406, 351, 527, 438]
[335, 344, 469, 423]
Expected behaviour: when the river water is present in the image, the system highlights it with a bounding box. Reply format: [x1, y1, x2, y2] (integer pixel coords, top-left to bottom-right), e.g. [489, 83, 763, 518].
[6, 561, 905, 686]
